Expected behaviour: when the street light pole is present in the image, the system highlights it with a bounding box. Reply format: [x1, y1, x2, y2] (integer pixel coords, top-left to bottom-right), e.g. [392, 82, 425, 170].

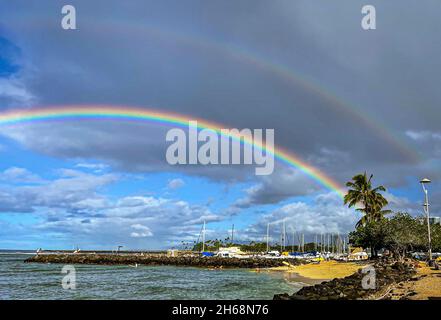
[420, 178, 432, 261]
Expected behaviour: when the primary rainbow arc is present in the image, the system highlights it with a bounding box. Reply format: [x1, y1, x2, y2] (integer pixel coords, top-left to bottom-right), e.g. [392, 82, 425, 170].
[0, 105, 345, 198]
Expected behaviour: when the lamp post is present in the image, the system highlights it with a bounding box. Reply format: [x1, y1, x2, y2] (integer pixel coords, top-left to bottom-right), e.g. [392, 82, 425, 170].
[420, 178, 432, 261]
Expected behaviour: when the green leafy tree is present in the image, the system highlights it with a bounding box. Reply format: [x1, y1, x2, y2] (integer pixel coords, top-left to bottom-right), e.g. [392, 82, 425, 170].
[349, 212, 441, 259]
[349, 219, 388, 257]
[430, 222, 441, 252]
[383, 212, 425, 261]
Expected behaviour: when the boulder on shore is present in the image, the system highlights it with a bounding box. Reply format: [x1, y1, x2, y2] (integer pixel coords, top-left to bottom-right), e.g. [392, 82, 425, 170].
[274, 259, 416, 300]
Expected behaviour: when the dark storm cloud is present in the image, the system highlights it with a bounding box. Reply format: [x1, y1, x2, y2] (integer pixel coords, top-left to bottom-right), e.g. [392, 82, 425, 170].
[0, 0, 440, 199]
[0, 121, 258, 181]
[231, 166, 321, 209]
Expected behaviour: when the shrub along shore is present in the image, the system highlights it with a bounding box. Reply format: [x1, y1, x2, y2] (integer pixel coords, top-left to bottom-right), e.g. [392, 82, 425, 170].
[25, 253, 301, 268]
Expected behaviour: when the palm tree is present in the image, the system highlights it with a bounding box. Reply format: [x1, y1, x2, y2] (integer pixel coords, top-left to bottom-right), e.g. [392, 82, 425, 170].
[344, 172, 390, 227]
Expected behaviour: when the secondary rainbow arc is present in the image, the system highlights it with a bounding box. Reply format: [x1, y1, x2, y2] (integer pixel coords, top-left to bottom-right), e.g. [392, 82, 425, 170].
[0, 105, 345, 198]
[11, 18, 419, 163]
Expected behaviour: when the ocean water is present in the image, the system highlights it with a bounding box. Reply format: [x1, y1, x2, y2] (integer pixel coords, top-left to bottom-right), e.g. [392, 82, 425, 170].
[0, 253, 304, 300]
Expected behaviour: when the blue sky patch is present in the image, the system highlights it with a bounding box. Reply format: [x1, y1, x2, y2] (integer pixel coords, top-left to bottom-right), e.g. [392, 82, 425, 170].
[0, 36, 21, 77]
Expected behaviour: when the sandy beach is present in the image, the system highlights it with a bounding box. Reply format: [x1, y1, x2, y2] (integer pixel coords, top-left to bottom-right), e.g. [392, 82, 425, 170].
[268, 260, 364, 280]
[384, 262, 441, 300]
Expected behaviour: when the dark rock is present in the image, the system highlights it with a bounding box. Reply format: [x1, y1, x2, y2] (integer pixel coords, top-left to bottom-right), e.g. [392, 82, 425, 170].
[25, 253, 301, 269]
[274, 260, 417, 300]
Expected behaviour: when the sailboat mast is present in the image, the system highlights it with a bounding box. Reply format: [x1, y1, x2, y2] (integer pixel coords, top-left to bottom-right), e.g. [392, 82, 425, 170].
[292, 229, 295, 252]
[231, 224, 234, 243]
[266, 223, 269, 252]
[343, 236, 346, 254]
[326, 233, 329, 252]
[279, 221, 282, 252]
[282, 220, 286, 251]
[202, 220, 206, 252]
[302, 234, 305, 252]
[331, 234, 334, 254]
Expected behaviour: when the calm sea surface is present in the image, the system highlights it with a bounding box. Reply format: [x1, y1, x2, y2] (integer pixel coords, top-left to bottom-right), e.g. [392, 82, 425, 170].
[0, 253, 304, 300]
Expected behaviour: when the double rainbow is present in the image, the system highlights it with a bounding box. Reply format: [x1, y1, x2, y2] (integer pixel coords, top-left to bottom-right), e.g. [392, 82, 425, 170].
[0, 105, 345, 198]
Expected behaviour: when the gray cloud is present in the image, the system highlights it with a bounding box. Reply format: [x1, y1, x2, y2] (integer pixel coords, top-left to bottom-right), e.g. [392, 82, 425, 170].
[231, 166, 321, 209]
[237, 192, 361, 244]
[0, 0, 440, 245]
[0, 77, 35, 106]
[0, 166, 42, 183]
[0, 1, 437, 183]
[0, 168, 117, 214]
[0, 166, 224, 249]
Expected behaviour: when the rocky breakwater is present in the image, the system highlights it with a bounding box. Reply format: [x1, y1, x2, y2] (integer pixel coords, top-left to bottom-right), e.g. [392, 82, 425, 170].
[274, 259, 417, 300]
[25, 253, 301, 269]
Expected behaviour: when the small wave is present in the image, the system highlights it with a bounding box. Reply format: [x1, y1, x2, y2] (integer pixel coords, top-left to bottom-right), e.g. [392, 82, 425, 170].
[0, 252, 35, 255]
